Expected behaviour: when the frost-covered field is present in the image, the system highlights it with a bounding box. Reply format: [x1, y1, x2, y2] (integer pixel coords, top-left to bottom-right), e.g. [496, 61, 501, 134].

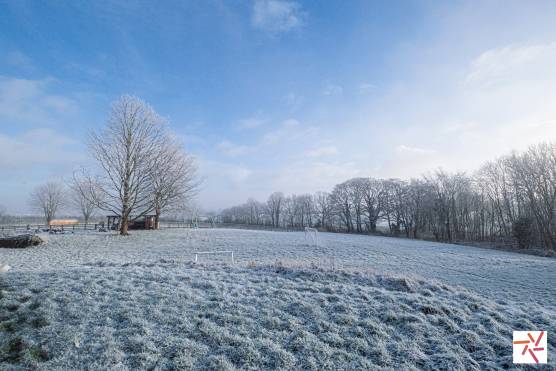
[2, 228, 555, 306]
[1, 229, 555, 369]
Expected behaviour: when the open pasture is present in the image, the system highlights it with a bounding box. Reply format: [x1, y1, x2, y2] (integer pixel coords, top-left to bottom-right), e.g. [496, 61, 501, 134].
[1, 229, 555, 370]
[1, 228, 555, 307]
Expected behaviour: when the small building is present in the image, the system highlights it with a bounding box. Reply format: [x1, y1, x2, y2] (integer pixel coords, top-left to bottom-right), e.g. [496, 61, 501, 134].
[106, 215, 157, 230]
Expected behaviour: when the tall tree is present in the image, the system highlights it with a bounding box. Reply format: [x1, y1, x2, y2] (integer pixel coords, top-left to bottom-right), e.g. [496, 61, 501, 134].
[267, 192, 284, 227]
[314, 191, 332, 229]
[330, 181, 354, 232]
[89, 95, 164, 235]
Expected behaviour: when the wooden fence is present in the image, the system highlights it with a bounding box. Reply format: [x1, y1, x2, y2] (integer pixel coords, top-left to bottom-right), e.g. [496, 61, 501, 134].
[0, 223, 100, 234]
[0, 221, 214, 234]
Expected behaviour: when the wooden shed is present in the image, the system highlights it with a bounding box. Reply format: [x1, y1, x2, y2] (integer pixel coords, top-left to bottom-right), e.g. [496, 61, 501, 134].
[106, 215, 157, 230]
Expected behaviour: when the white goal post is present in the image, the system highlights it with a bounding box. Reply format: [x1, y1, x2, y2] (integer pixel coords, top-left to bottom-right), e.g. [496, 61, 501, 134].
[194, 250, 234, 263]
[304, 227, 319, 247]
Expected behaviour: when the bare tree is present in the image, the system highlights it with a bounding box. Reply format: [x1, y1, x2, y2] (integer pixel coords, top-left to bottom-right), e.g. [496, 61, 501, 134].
[89, 95, 165, 235]
[69, 171, 102, 225]
[29, 181, 65, 224]
[330, 181, 354, 232]
[362, 178, 385, 233]
[508, 143, 556, 249]
[150, 134, 199, 228]
[267, 192, 284, 227]
[313, 192, 332, 229]
[346, 178, 367, 233]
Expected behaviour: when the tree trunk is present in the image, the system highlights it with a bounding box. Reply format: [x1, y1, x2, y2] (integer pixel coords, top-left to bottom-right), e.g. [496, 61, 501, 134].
[120, 218, 129, 235]
[155, 208, 161, 229]
[120, 206, 130, 235]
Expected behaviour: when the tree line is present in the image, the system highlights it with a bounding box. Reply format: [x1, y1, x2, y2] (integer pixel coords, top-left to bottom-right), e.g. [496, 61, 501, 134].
[26, 95, 199, 235]
[221, 142, 556, 251]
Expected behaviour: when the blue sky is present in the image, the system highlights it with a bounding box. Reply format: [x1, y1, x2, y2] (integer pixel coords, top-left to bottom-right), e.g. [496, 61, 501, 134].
[1, 0, 556, 213]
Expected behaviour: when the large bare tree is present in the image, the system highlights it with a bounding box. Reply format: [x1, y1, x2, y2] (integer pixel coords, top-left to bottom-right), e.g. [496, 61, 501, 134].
[89, 95, 165, 235]
[29, 181, 66, 224]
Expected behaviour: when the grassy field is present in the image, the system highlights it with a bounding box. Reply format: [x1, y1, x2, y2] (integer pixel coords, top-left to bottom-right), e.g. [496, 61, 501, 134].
[1, 229, 555, 370]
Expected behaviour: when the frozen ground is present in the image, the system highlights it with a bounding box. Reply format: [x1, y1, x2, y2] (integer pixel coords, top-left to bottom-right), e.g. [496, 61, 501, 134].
[1, 229, 555, 369]
[1, 228, 554, 307]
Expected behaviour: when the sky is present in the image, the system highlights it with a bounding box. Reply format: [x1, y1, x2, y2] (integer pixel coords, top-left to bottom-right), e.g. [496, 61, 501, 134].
[1, 0, 556, 214]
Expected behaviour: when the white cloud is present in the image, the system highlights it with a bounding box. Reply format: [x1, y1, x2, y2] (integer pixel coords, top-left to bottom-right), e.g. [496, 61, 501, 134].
[214, 163, 253, 183]
[252, 0, 305, 33]
[196, 158, 257, 209]
[282, 118, 299, 127]
[358, 83, 376, 94]
[217, 140, 253, 157]
[322, 83, 343, 96]
[283, 92, 304, 108]
[465, 42, 556, 88]
[0, 128, 82, 169]
[374, 145, 441, 179]
[0, 76, 77, 125]
[0, 128, 86, 213]
[395, 145, 436, 155]
[0, 76, 88, 213]
[262, 118, 305, 144]
[305, 145, 339, 157]
[271, 160, 363, 194]
[237, 116, 267, 129]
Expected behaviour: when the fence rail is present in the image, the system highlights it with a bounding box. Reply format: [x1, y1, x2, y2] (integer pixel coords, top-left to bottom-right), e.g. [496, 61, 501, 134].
[0, 221, 214, 234]
[0, 223, 101, 234]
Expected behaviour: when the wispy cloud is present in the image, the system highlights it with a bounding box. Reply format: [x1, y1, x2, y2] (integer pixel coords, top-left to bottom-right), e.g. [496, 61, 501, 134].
[237, 116, 267, 130]
[0, 128, 82, 169]
[395, 145, 436, 155]
[217, 140, 253, 157]
[283, 92, 303, 109]
[0, 76, 77, 125]
[252, 0, 305, 33]
[358, 82, 375, 94]
[262, 118, 305, 144]
[305, 145, 339, 158]
[465, 42, 556, 88]
[322, 82, 343, 96]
